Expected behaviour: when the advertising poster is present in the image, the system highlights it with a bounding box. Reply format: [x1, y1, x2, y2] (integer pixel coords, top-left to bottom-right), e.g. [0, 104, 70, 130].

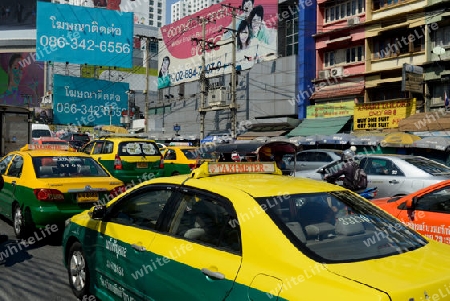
[158, 0, 278, 89]
[354, 98, 416, 130]
[306, 101, 355, 119]
[0, 52, 45, 106]
[53, 74, 129, 126]
[36, 2, 134, 68]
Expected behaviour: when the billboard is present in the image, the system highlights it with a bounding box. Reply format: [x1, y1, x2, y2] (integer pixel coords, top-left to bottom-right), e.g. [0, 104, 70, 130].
[158, 0, 278, 88]
[0, 52, 45, 106]
[36, 2, 134, 68]
[53, 74, 129, 126]
[306, 101, 355, 119]
[354, 98, 416, 130]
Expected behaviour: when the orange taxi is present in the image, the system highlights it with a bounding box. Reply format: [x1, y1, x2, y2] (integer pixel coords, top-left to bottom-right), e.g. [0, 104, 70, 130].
[373, 179, 450, 245]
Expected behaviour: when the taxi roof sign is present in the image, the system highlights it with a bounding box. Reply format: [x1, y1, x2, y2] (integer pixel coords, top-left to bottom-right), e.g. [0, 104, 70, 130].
[192, 162, 282, 178]
[22, 144, 70, 151]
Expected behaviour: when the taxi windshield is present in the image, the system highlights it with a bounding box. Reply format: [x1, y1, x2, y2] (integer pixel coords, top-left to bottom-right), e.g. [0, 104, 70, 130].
[255, 191, 427, 263]
[183, 149, 216, 160]
[33, 156, 109, 178]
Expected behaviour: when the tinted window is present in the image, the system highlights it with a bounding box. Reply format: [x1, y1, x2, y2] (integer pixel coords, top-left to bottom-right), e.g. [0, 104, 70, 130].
[34, 156, 109, 178]
[183, 149, 216, 160]
[415, 185, 450, 213]
[256, 191, 427, 263]
[404, 157, 450, 175]
[107, 188, 174, 230]
[118, 141, 160, 156]
[7, 155, 24, 177]
[0, 155, 14, 174]
[168, 192, 241, 254]
[32, 129, 51, 138]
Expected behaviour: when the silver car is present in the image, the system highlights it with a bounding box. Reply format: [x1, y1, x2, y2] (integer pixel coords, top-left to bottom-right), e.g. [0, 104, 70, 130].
[286, 149, 343, 171]
[294, 154, 450, 198]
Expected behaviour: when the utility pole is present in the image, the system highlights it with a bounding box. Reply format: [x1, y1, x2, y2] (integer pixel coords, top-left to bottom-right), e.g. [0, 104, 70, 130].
[196, 6, 239, 140]
[136, 35, 160, 134]
[230, 7, 237, 139]
[198, 18, 207, 140]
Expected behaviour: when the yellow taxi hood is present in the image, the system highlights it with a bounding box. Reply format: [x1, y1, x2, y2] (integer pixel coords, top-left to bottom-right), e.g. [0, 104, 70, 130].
[325, 241, 450, 299]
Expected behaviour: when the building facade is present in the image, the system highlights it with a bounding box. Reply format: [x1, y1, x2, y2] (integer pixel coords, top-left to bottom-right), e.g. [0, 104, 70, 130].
[171, 0, 222, 23]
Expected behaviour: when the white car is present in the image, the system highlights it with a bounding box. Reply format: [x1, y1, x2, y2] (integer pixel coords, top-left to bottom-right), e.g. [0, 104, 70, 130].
[286, 149, 343, 171]
[295, 154, 450, 198]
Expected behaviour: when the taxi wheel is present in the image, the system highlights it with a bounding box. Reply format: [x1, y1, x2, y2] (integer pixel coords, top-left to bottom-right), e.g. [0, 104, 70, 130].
[13, 204, 27, 239]
[68, 242, 92, 299]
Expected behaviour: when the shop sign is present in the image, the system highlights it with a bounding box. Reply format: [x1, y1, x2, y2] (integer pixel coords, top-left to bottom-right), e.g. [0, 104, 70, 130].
[306, 101, 354, 119]
[354, 98, 416, 130]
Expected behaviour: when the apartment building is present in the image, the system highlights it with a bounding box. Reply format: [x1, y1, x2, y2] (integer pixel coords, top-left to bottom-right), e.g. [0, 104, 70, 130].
[171, 0, 222, 23]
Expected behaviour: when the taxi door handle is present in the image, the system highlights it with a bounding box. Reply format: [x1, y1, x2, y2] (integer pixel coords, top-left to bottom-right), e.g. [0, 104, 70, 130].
[201, 268, 225, 280]
[11, 181, 16, 186]
[131, 244, 146, 252]
[389, 180, 399, 184]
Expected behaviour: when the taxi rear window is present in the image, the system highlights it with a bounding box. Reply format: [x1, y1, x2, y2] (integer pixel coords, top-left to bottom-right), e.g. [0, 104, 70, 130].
[33, 156, 109, 178]
[256, 191, 427, 263]
[118, 141, 160, 156]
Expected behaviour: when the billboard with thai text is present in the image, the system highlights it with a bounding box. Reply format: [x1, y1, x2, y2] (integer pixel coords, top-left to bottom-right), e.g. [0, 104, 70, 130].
[53, 74, 129, 126]
[0, 52, 45, 107]
[36, 2, 133, 68]
[158, 0, 278, 88]
[354, 98, 416, 130]
[306, 101, 355, 119]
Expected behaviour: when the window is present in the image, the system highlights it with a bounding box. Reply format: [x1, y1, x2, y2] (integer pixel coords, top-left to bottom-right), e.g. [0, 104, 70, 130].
[285, 12, 298, 57]
[107, 188, 174, 230]
[372, 27, 425, 59]
[7, 155, 23, 178]
[415, 185, 450, 213]
[324, 0, 364, 23]
[433, 25, 450, 48]
[0, 155, 14, 175]
[170, 192, 241, 253]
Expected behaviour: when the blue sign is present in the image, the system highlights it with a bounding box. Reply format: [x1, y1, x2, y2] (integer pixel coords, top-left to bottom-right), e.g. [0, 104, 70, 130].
[53, 75, 129, 126]
[36, 2, 133, 68]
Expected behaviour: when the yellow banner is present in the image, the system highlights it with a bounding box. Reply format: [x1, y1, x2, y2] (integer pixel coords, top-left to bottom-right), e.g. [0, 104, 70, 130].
[306, 101, 355, 119]
[354, 98, 416, 130]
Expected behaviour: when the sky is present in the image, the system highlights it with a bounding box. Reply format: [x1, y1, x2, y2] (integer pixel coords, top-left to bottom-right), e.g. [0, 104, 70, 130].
[165, 0, 177, 25]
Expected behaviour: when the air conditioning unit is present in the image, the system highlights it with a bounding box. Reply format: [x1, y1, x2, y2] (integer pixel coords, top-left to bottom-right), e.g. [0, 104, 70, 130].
[330, 66, 344, 77]
[318, 70, 330, 79]
[347, 16, 360, 26]
[208, 88, 227, 106]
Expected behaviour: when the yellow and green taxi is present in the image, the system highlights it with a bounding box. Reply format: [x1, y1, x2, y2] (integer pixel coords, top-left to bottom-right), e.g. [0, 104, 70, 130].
[161, 146, 217, 176]
[0, 144, 124, 238]
[80, 135, 164, 184]
[62, 161, 450, 301]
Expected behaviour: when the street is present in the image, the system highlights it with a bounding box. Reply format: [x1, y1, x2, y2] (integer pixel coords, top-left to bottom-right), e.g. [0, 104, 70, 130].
[0, 216, 78, 301]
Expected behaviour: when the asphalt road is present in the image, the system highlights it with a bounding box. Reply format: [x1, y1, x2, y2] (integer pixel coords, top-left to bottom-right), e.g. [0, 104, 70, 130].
[0, 216, 78, 301]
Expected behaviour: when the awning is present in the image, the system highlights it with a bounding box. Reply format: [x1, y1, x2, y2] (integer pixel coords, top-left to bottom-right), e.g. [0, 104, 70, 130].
[310, 84, 364, 100]
[286, 116, 352, 137]
[398, 112, 450, 132]
[326, 36, 352, 45]
[237, 130, 289, 140]
[365, 77, 402, 88]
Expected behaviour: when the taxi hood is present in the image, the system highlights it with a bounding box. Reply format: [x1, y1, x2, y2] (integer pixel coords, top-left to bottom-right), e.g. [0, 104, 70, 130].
[324, 241, 450, 300]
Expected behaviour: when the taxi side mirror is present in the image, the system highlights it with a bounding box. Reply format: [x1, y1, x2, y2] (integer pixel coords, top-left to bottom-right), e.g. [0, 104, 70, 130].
[90, 205, 106, 220]
[405, 197, 417, 209]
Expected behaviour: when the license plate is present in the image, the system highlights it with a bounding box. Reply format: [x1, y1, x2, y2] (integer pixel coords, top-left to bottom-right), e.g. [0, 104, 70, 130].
[136, 162, 148, 169]
[77, 192, 99, 202]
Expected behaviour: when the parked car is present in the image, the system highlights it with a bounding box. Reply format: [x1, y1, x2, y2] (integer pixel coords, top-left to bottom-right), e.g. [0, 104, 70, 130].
[62, 161, 450, 301]
[373, 179, 450, 245]
[59, 132, 91, 150]
[80, 136, 164, 184]
[161, 146, 217, 176]
[0, 144, 124, 238]
[286, 149, 343, 171]
[295, 154, 450, 198]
